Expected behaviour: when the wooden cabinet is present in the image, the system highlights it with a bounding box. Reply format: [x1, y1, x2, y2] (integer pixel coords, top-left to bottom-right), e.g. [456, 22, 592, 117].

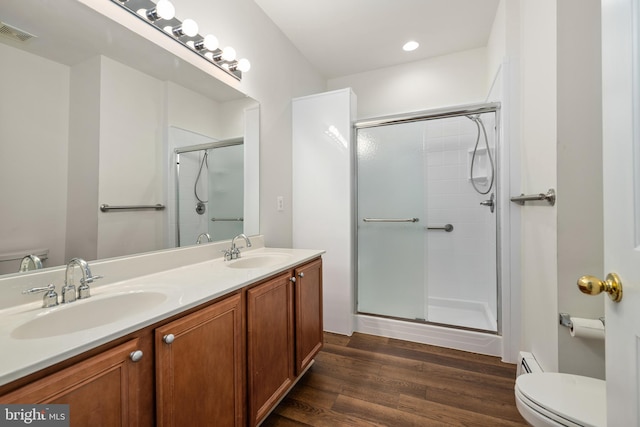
[294, 258, 323, 374]
[0, 338, 144, 427]
[155, 292, 243, 427]
[246, 272, 295, 426]
[1, 256, 322, 427]
[246, 258, 324, 426]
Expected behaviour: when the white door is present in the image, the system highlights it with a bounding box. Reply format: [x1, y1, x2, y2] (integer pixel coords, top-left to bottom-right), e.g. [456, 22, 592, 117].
[602, 0, 640, 424]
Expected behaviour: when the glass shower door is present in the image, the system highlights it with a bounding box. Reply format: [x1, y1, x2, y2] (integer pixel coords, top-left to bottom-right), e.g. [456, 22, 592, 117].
[357, 122, 427, 320]
[357, 111, 498, 333]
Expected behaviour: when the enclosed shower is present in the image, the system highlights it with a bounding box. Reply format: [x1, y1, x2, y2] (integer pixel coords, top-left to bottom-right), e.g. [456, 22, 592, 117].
[174, 138, 244, 246]
[356, 105, 499, 333]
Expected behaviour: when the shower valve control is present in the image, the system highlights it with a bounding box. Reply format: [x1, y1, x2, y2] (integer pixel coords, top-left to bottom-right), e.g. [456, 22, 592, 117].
[480, 193, 495, 213]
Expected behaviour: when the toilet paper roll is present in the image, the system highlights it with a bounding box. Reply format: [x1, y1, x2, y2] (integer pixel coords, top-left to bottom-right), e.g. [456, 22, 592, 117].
[570, 317, 605, 340]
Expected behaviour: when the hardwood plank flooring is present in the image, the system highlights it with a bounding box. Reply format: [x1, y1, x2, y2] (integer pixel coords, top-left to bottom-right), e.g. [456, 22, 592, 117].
[262, 332, 527, 426]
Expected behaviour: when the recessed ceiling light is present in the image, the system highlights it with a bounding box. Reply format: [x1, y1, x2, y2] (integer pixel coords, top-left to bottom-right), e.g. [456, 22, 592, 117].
[403, 41, 419, 52]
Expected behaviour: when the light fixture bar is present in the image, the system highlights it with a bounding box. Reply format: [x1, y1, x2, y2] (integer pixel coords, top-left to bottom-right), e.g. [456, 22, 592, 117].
[110, 0, 249, 80]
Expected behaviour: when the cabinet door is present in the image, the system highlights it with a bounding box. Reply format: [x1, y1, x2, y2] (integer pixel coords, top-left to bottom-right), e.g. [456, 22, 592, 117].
[0, 339, 143, 427]
[156, 293, 243, 427]
[294, 258, 323, 374]
[246, 272, 294, 426]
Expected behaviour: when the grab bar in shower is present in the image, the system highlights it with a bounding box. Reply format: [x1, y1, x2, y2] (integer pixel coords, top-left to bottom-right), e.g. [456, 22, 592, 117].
[362, 217, 419, 223]
[426, 224, 454, 232]
[100, 204, 165, 212]
[510, 189, 556, 206]
[210, 217, 244, 222]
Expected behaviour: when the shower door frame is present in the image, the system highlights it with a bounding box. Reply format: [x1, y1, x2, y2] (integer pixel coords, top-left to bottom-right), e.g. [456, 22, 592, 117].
[354, 102, 502, 334]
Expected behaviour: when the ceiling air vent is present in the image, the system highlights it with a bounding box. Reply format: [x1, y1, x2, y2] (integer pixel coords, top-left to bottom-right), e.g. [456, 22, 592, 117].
[0, 22, 37, 43]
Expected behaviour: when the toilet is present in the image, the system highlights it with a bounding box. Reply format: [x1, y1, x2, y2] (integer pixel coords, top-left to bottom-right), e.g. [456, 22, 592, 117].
[515, 372, 606, 427]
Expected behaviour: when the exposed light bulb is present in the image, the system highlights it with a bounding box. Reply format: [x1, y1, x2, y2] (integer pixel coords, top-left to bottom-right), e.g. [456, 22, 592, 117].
[156, 0, 175, 20]
[181, 19, 199, 37]
[195, 34, 219, 51]
[172, 18, 199, 37]
[203, 35, 219, 51]
[145, 0, 175, 21]
[237, 58, 251, 73]
[402, 40, 419, 52]
[221, 46, 236, 62]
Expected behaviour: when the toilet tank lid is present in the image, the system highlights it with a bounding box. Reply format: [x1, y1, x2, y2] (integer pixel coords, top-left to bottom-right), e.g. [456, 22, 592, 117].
[516, 372, 606, 427]
[0, 248, 49, 262]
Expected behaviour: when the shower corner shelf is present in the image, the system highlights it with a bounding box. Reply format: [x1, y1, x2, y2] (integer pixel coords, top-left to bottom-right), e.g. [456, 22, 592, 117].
[467, 147, 490, 183]
[468, 176, 488, 184]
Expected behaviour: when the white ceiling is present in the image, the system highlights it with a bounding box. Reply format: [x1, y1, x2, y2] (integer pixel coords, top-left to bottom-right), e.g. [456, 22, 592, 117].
[253, 0, 501, 79]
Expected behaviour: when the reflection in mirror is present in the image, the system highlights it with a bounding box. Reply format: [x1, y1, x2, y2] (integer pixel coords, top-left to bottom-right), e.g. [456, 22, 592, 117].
[171, 130, 244, 246]
[0, 0, 259, 277]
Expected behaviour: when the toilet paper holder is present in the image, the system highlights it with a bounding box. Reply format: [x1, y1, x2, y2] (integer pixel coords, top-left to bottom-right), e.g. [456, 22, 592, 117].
[559, 313, 605, 329]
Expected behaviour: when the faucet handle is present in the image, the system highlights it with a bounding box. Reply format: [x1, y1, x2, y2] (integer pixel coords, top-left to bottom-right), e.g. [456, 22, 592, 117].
[80, 275, 103, 285]
[221, 249, 233, 261]
[23, 284, 59, 308]
[78, 275, 102, 299]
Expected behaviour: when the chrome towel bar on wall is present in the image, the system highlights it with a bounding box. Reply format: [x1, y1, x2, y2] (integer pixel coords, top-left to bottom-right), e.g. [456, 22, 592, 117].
[100, 204, 165, 212]
[510, 189, 556, 206]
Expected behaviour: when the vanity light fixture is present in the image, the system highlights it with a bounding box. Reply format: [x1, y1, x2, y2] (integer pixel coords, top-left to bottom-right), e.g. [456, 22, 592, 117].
[110, 0, 250, 80]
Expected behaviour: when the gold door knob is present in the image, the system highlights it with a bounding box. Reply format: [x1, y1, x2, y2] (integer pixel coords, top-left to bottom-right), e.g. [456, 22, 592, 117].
[577, 273, 623, 302]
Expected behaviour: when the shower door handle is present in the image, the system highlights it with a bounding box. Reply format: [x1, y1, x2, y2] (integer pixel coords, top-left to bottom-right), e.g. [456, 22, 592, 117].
[362, 218, 419, 223]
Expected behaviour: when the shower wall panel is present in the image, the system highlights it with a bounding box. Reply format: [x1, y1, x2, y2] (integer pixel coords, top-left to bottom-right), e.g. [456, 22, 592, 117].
[425, 115, 497, 324]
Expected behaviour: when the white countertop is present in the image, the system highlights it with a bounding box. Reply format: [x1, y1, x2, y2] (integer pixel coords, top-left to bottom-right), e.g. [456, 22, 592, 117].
[0, 244, 324, 387]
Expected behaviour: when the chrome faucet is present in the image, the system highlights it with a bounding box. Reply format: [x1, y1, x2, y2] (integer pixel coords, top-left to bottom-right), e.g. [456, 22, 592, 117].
[223, 234, 252, 261]
[19, 254, 43, 272]
[196, 232, 212, 244]
[63, 258, 102, 303]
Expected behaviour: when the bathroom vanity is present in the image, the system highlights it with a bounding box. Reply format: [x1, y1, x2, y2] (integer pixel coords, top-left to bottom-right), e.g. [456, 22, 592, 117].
[0, 240, 323, 427]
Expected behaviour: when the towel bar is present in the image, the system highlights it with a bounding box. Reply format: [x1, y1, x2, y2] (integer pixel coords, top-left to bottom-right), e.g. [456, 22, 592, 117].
[100, 204, 165, 212]
[510, 189, 556, 206]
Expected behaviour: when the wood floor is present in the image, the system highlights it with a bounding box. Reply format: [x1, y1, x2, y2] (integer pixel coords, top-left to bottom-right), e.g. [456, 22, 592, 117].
[262, 332, 528, 426]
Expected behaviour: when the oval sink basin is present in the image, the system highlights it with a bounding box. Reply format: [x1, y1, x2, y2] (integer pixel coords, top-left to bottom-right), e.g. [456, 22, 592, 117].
[11, 291, 168, 340]
[226, 253, 292, 269]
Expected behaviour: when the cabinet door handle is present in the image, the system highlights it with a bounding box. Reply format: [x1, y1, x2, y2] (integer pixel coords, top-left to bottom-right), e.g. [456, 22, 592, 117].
[129, 350, 144, 362]
[163, 334, 175, 344]
[298, 272, 305, 278]
[290, 277, 296, 283]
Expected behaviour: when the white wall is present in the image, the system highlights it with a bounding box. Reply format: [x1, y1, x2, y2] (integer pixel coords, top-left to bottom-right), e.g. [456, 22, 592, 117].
[512, 0, 604, 378]
[97, 56, 165, 259]
[292, 88, 356, 336]
[0, 43, 69, 272]
[557, 0, 604, 379]
[66, 56, 101, 262]
[176, 0, 327, 248]
[328, 48, 489, 119]
[519, 0, 559, 373]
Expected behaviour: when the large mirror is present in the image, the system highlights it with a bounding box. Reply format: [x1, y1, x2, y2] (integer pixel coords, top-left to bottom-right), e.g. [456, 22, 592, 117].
[0, 0, 259, 276]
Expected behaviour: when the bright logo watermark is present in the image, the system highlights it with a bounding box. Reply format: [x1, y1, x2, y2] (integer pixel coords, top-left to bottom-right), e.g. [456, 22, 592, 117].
[0, 405, 69, 426]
